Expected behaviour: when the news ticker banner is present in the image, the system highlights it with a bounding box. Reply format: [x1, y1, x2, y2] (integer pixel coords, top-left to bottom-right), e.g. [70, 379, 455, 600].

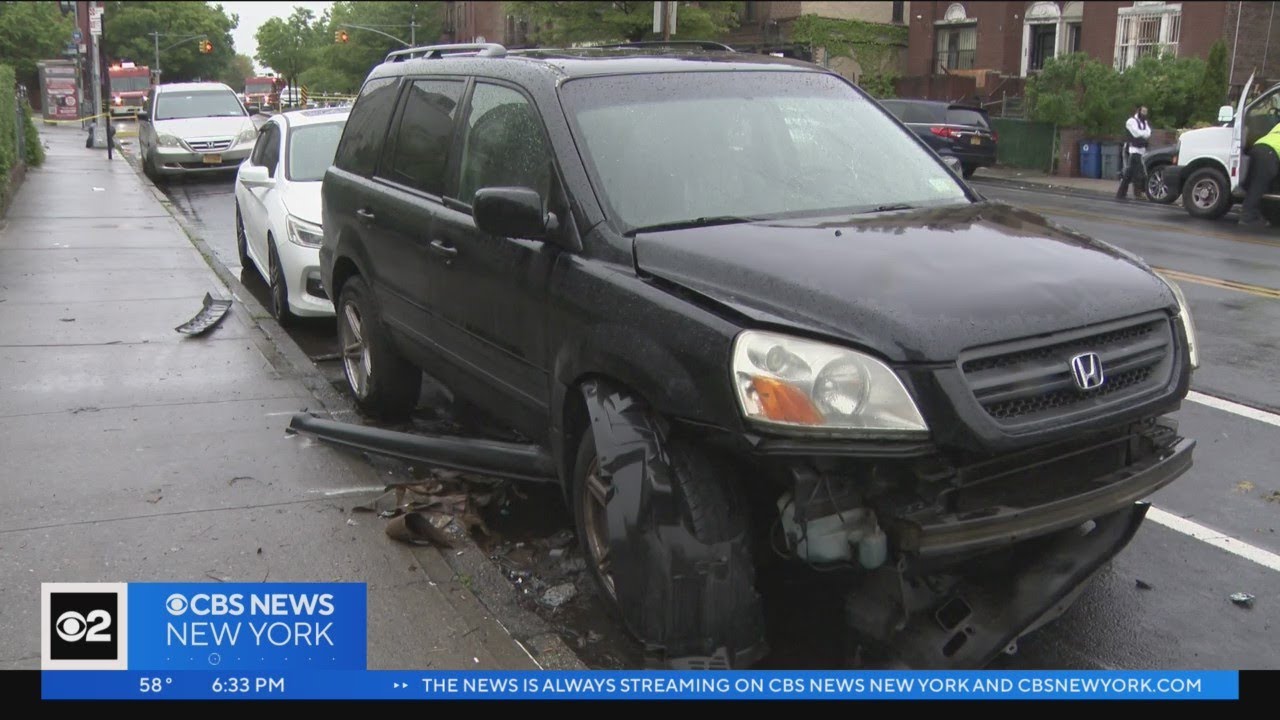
[42, 670, 1240, 701]
[39, 582, 1239, 701]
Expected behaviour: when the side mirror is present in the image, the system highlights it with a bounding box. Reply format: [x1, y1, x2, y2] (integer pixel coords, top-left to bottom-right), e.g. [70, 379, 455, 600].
[135, 110, 149, 122]
[1218, 105, 1234, 123]
[473, 187, 553, 240]
[239, 163, 274, 188]
[942, 155, 962, 174]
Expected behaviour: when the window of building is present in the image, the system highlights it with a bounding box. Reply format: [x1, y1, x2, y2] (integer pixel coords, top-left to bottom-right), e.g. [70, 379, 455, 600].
[744, 1, 758, 23]
[1115, 2, 1181, 70]
[892, 1, 904, 24]
[935, 25, 977, 73]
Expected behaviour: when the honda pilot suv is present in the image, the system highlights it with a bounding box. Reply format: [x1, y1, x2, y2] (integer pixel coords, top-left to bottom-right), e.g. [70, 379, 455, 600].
[318, 43, 1198, 670]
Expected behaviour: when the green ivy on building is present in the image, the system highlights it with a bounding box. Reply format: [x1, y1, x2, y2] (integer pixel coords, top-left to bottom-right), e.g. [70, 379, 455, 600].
[789, 15, 907, 98]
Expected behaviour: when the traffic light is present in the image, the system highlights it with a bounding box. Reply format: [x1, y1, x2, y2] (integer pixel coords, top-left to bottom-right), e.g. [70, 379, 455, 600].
[335, 30, 349, 43]
[199, 40, 214, 54]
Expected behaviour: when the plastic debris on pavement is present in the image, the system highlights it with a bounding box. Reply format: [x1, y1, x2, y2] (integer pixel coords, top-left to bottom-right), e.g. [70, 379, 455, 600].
[175, 293, 233, 336]
[539, 582, 577, 609]
[1229, 592, 1255, 609]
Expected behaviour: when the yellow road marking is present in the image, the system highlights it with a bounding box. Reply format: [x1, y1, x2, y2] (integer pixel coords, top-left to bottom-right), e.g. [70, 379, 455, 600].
[1155, 267, 1280, 300]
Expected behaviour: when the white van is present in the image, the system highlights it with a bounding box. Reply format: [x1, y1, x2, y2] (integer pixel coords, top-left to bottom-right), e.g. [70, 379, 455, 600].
[1166, 73, 1280, 221]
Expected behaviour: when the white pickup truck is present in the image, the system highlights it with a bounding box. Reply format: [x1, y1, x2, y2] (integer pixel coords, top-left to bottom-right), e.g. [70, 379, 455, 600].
[1165, 73, 1280, 221]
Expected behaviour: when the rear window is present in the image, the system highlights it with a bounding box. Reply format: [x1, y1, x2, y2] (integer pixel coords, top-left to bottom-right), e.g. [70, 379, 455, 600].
[333, 77, 399, 177]
[946, 107, 990, 128]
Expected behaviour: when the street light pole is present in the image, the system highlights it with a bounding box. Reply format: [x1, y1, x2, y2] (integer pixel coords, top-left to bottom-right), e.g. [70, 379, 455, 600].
[152, 31, 160, 81]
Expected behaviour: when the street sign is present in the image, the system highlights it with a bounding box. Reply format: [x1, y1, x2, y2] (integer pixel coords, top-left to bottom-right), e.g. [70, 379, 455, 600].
[89, 6, 102, 36]
[652, 1, 678, 34]
[72, 30, 82, 43]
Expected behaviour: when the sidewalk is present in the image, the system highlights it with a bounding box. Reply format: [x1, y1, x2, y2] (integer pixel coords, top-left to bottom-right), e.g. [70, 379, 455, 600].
[971, 165, 1122, 199]
[0, 126, 558, 670]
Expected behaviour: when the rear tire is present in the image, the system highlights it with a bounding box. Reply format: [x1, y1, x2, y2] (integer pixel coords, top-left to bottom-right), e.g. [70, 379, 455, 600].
[1181, 167, 1231, 219]
[961, 164, 978, 179]
[335, 276, 421, 420]
[1145, 164, 1177, 204]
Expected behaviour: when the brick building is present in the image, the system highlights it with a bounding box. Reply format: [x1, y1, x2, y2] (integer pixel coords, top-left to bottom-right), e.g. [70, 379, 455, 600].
[438, 1, 533, 48]
[726, 1, 908, 54]
[903, 1, 1280, 103]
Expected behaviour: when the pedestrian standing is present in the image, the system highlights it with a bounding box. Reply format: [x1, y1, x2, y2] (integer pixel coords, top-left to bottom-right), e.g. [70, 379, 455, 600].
[1116, 104, 1151, 200]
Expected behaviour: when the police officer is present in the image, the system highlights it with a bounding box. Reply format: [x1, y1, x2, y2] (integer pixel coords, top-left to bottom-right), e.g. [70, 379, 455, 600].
[1240, 121, 1280, 227]
[1117, 104, 1151, 200]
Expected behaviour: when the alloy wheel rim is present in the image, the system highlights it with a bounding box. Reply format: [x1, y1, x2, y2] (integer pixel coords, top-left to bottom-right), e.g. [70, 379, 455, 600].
[1147, 170, 1167, 200]
[1192, 179, 1219, 209]
[340, 302, 371, 399]
[581, 457, 617, 601]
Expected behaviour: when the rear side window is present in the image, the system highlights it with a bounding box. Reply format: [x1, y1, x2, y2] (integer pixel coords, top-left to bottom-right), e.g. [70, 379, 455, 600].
[384, 79, 465, 194]
[454, 83, 551, 206]
[333, 77, 399, 177]
[946, 107, 990, 128]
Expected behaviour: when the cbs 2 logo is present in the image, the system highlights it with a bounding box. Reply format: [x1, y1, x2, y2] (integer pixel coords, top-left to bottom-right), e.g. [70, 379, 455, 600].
[55, 609, 113, 643]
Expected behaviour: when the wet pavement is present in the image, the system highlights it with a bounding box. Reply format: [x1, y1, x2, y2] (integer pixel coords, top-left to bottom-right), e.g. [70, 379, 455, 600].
[120, 136, 1280, 670]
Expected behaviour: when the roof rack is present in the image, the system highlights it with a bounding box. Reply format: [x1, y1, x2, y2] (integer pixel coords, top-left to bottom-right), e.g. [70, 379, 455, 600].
[596, 40, 735, 52]
[385, 42, 507, 63]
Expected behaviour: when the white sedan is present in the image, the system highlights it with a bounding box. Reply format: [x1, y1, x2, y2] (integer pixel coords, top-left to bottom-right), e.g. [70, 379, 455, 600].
[234, 107, 349, 324]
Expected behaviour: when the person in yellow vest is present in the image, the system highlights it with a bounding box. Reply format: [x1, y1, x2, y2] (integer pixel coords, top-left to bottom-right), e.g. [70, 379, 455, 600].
[1240, 121, 1280, 227]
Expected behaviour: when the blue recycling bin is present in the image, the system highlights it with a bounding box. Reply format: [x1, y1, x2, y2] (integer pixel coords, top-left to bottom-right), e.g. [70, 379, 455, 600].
[1079, 140, 1102, 179]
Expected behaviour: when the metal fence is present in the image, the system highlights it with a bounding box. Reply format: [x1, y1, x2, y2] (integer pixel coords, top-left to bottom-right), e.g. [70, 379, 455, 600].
[990, 117, 1057, 172]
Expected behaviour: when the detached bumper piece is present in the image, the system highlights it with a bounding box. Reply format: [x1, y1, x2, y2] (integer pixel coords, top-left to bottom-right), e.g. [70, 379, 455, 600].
[174, 293, 232, 336]
[847, 503, 1151, 669]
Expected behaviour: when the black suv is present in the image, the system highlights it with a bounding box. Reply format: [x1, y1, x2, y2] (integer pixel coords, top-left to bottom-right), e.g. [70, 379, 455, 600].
[879, 99, 997, 179]
[318, 43, 1196, 669]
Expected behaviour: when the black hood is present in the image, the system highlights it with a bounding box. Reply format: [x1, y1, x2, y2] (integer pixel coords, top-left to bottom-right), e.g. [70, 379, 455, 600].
[633, 202, 1176, 363]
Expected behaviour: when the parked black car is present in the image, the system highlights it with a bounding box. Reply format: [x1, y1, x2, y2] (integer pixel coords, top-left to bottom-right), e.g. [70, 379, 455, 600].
[315, 43, 1197, 670]
[879, 99, 997, 178]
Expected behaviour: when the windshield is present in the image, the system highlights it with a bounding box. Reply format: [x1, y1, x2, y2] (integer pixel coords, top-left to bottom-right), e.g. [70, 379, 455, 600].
[246, 83, 274, 94]
[560, 71, 968, 233]
[154, 90, 246, 120]
[288, 122, 346, 182]
[111, 75, 149, 93]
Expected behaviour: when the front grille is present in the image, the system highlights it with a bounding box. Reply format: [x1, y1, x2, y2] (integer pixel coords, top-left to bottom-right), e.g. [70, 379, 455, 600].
[959, 313, 1175, 425]
[185, 138, 233, 153]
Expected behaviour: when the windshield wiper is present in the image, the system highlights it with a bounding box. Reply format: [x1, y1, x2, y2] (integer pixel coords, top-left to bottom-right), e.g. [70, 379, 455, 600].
[858, 203, 916, 215]
[625, 215, 759, 236]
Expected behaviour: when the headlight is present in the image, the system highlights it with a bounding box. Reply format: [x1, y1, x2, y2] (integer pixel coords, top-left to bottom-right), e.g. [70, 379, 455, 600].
[1157, 274, 1200, 370]
[732, 330, 928, 437]
[156, 133, 182, 148]
[286, 215, 323, 248]
[236, 125, 258, 144]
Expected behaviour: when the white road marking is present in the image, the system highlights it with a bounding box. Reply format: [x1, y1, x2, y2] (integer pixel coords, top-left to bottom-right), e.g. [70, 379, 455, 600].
[1187, 390, 1280, 429]
[1147, 507, 1280, 573]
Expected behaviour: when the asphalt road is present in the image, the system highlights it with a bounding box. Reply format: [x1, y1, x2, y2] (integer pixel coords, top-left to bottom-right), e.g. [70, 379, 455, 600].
[146, 158, 1278, 670]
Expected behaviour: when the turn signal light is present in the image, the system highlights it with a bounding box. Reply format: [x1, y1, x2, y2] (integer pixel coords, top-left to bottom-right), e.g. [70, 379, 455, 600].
[749, 376, 824, 425]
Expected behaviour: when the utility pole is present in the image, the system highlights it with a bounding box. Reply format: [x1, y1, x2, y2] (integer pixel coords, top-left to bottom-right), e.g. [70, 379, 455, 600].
[88, 1, 106, 149]
[152, 31, 161, 82]
[410, 4, 417, 46]
[661, 1, 671, 41]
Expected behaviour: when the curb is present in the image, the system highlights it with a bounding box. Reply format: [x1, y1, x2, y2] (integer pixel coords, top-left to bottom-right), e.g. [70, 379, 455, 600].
[114, 140, 588, 671]
[970, 173, 1123, 202]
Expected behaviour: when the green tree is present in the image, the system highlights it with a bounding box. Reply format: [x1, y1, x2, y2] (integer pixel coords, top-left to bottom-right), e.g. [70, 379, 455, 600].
[504, 1, 740, 46]
[1027, 53, 1126, 135]
[0, 1, 75, 95]
[1119, 52, 1206, 130]
[255, 6, 324, 100]
[219, 53, 255, 89]
[1197, 39, 1229, 123]
[103, 1, 239, 83]
[312, 1, 441, 94]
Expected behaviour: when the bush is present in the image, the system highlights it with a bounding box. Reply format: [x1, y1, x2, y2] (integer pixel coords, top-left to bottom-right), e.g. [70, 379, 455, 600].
[1, 64, 17, 206]
[22, 101, 42, 167]
[1029, 51, 1225, 134]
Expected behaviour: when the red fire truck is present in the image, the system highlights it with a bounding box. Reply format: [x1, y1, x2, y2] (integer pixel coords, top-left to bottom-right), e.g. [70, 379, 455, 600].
[243, 76, 281, 112]
[108, 62, 151, 118]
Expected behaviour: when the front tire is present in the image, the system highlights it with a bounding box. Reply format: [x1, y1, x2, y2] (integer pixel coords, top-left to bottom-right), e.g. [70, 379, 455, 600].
[961, 163, 978, 179]
[335, 275, 421, 420]
[1182, 167, 1231, 219]
[235, 203, 252, 268]
[267, 238, 296, 327]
